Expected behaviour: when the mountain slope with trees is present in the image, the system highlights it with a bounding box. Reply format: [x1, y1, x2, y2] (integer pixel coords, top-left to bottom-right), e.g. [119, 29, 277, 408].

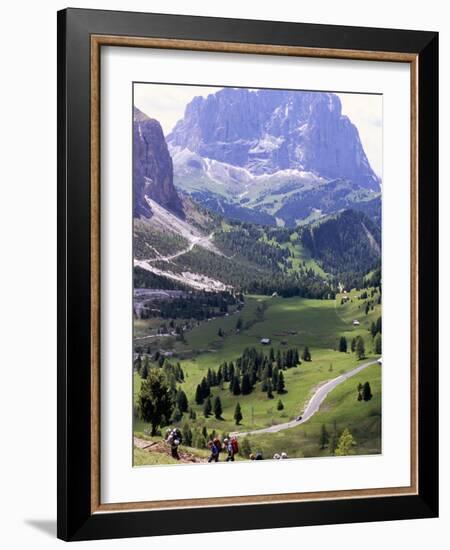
[299, 209, 381, 287]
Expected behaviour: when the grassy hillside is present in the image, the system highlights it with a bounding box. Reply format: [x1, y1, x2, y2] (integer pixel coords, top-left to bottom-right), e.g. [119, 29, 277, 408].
[134, 288, 381, 460]
[247, 363, 381, 459]
[299, 209, 381, 288]
[133, 432, 212, 466]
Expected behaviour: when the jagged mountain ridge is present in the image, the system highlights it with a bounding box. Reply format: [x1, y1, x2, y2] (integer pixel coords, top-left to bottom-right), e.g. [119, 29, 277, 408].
[133, 107, 184, 218]
[167, 87, 380, 189]
[133, 103, 381, 293]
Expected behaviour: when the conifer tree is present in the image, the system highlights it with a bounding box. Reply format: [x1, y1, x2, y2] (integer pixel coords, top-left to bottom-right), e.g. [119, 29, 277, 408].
[374, 333, 382, 354]
[334, 428, 357, 456]
[213, 396, 223, 419]
[217, 365, 223, 385]
[375, 316, 382, 334]
[223, 361, 229, 382]
[356, 336, 366, 360]
[200, 377, 210, 398]
[267, 379, 274, 399]
[203, 396, 212, 417]
[362, 381, 373, 401]
[302, 346, 312, 362]
[231, 375, 241, 396]
[176, 389, 188, 413]
[195, 384, 204, 405]
[241, 373, 252, 395]
[250, 365, 257, 386]
[269, 347, 275, 363]
[261, 365, 270, 392]
[276, 349, 282, 369]
[229, 362, 235, 380]
[138, 369, 174, 436]
[277, 399, 284, 411]
[207, 368, 213, 386]
[234, 402, 243, 425]
[277, 371, 286, 394]
[338, 336, 348, 353]
[266, 358, 273, 378]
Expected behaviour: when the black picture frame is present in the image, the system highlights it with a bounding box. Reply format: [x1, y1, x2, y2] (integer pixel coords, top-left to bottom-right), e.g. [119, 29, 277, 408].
[57, 7, 438, 541]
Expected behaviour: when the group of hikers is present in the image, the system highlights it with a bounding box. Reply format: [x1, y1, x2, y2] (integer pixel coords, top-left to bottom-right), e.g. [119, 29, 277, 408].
[165, 428, 287, 462]
[206, 436, 242, 462]
[272, 452, 289, 459]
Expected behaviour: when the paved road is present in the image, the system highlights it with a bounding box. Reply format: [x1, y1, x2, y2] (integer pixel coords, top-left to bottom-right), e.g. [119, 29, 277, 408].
[232, 359, 379, 437]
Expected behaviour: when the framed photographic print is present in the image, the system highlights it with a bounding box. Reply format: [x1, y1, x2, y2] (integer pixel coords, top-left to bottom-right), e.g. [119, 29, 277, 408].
[57, 8, 439, 541]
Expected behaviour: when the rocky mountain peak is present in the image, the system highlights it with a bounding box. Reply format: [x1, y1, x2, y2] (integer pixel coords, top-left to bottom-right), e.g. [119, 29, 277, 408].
[167, 88, 380, 191]
[133, 107, 184, 219]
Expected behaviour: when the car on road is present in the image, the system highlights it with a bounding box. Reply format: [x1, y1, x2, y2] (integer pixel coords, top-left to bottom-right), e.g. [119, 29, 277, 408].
[296, 415, 302, 421]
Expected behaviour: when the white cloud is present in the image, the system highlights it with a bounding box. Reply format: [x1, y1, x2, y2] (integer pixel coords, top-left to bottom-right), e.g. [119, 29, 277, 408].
[133, 83, 221, 135]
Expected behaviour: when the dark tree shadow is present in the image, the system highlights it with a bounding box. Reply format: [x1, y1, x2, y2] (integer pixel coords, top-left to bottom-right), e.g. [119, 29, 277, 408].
[25, 519, 56, 538]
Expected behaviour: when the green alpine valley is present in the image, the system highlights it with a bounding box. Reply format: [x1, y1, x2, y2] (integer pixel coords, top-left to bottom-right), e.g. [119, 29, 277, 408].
[132, 85, 382, 465]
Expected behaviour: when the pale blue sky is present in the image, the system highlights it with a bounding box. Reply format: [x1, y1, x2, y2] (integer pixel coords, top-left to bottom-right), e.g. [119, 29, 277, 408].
[134, 84, 382, 177]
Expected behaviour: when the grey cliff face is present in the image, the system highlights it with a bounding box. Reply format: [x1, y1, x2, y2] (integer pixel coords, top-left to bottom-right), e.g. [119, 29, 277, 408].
[167, 88, 380, 190]
[133, 107, 184, 218]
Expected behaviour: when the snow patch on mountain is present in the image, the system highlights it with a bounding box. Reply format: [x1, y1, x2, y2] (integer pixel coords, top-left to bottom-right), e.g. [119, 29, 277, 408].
[171, 145, 326, 198]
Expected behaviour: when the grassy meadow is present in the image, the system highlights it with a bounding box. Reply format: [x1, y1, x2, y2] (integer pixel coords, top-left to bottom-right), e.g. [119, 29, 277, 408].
[134, 288, 382, 463]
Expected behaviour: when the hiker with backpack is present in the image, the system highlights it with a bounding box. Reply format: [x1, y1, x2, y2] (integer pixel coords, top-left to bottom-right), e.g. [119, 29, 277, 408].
[223, 438, 234, 462]
[207, 440, 220, 463]
[250, 451, 264, 460]
[226, 436, 239, 462]
[213, 436, 223, 456]
[166, 427, 182, 460]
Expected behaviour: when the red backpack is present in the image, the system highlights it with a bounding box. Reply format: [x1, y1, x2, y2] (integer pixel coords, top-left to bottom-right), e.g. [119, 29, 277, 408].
[231, 437, 239, 454]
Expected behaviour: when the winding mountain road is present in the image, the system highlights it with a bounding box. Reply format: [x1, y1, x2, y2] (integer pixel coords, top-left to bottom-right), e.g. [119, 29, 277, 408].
[232, 359, 379, 437]
[144, 232, 216, 264]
